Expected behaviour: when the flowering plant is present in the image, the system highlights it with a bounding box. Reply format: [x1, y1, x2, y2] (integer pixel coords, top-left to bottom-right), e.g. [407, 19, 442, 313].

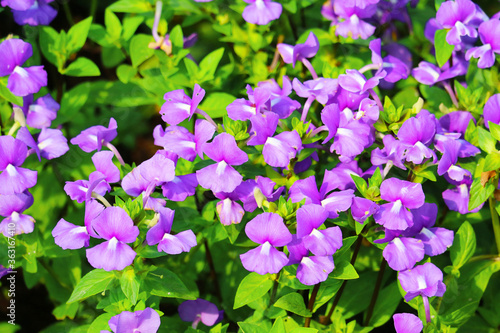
[1, 0, 500, 332]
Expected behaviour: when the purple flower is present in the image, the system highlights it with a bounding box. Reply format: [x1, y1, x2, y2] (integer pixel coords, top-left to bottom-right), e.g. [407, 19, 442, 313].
[107, 308, 161, 333]
[351, 197, 378, 223]
[382, 237, 425, 271]
[437, 139, 471, 182]
[393, 313, 423, 333]
[1, 0, 35, 10]
[162, 174, 198, 202]
[0, 39, 47, 96]
[242, 0, 282, 26]
[227, 85, 271, 121]
[398, 262, 446, 322]
[321, 104, 372, 160]
[397, 111, 437, 164]
[289, 175, 354, 219]
[160, 84, 205, 126]
[338, 69, 386, 94]
[368, 39, 411, 84]
[196, 133, 248, 193]
[52, 218, 90, 250]
[0, 136, 37, 195]
[15, 94, 59, 128]
[257, 77, 301, 118]
[263, 130, 303, 168]
[146, 207, 197, 254]
[0, 265, 12, 279]
[443, 182, 483, 214]
[86, 207, 139, 271]
[405, 204, 454, 257]
[70, 118, 118, 153]
[153, 125, 196, 161]
[0, 191, 35, 237]
[436, 0, 479, 46]
[371, 134, 407, 170]
[240, 212, 292, 275]
[37, 128, 69, 160]
[277, 32, 319, 77]
[296, 204, 342, 256]
[483, 94, 500, 129]
[178, 299, 223, 328]
[64, 151, 120, 203]
[374, 178, 425, 230]
[12, 0, 57, 26]
[239, 176, 284, 212]
[286, 235, 336, 285]
[333, 2, 377, 40]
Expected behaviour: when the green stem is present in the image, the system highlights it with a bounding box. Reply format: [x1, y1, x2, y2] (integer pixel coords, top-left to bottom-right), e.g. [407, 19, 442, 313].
[364, 259, 387, 326]
[488, 196, 500, 255]
[304, 283, 321, 327]
[204, 239, 222, 302]
[269, 271, 281, 306]
[63, 2, 75, 26]
[321, 234, 364, 324]
[90, 0, 98, 19]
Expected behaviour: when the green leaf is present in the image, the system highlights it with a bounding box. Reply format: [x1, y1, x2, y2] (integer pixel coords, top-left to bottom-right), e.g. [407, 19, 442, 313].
[435, 29, 455, 67]
[59, 83, 90, 120]
[116, 64, 138, 84]
[108, 0, 153, 13]
[67, 269, 115, 304]
[0, 83, 23, 106]
[331, 260, 359, 280]
[200, 92, 236, 119]
[120, 267, 140, 305]
[439, 260, 500, 326]
[435, 0, 446, 10]
[368, 282, 401, 327]
[468, 177, 495, 211]
[483, 151, 500, 172]
[144, 267, 196, 300]
[63, 57, 101, 77]
[450, 221, 476, 269]
[52, 302, 79, 321]
[237, 323, 267, 333]
[477, 127, 497, 154]
[130, 34, 155, 67]
[274, 292, 312, 317]
[198, 47, 224, 82]
[270, 318, 286, 333]
[351, 174, 368, 196]
[105, 9, 122, 41]
[489, 122, 500, 142]
[39, 26, 63, 68]
[233, 272, 273, 309]
[289, 328, 318, 333]
[66, 17, 93, 55]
